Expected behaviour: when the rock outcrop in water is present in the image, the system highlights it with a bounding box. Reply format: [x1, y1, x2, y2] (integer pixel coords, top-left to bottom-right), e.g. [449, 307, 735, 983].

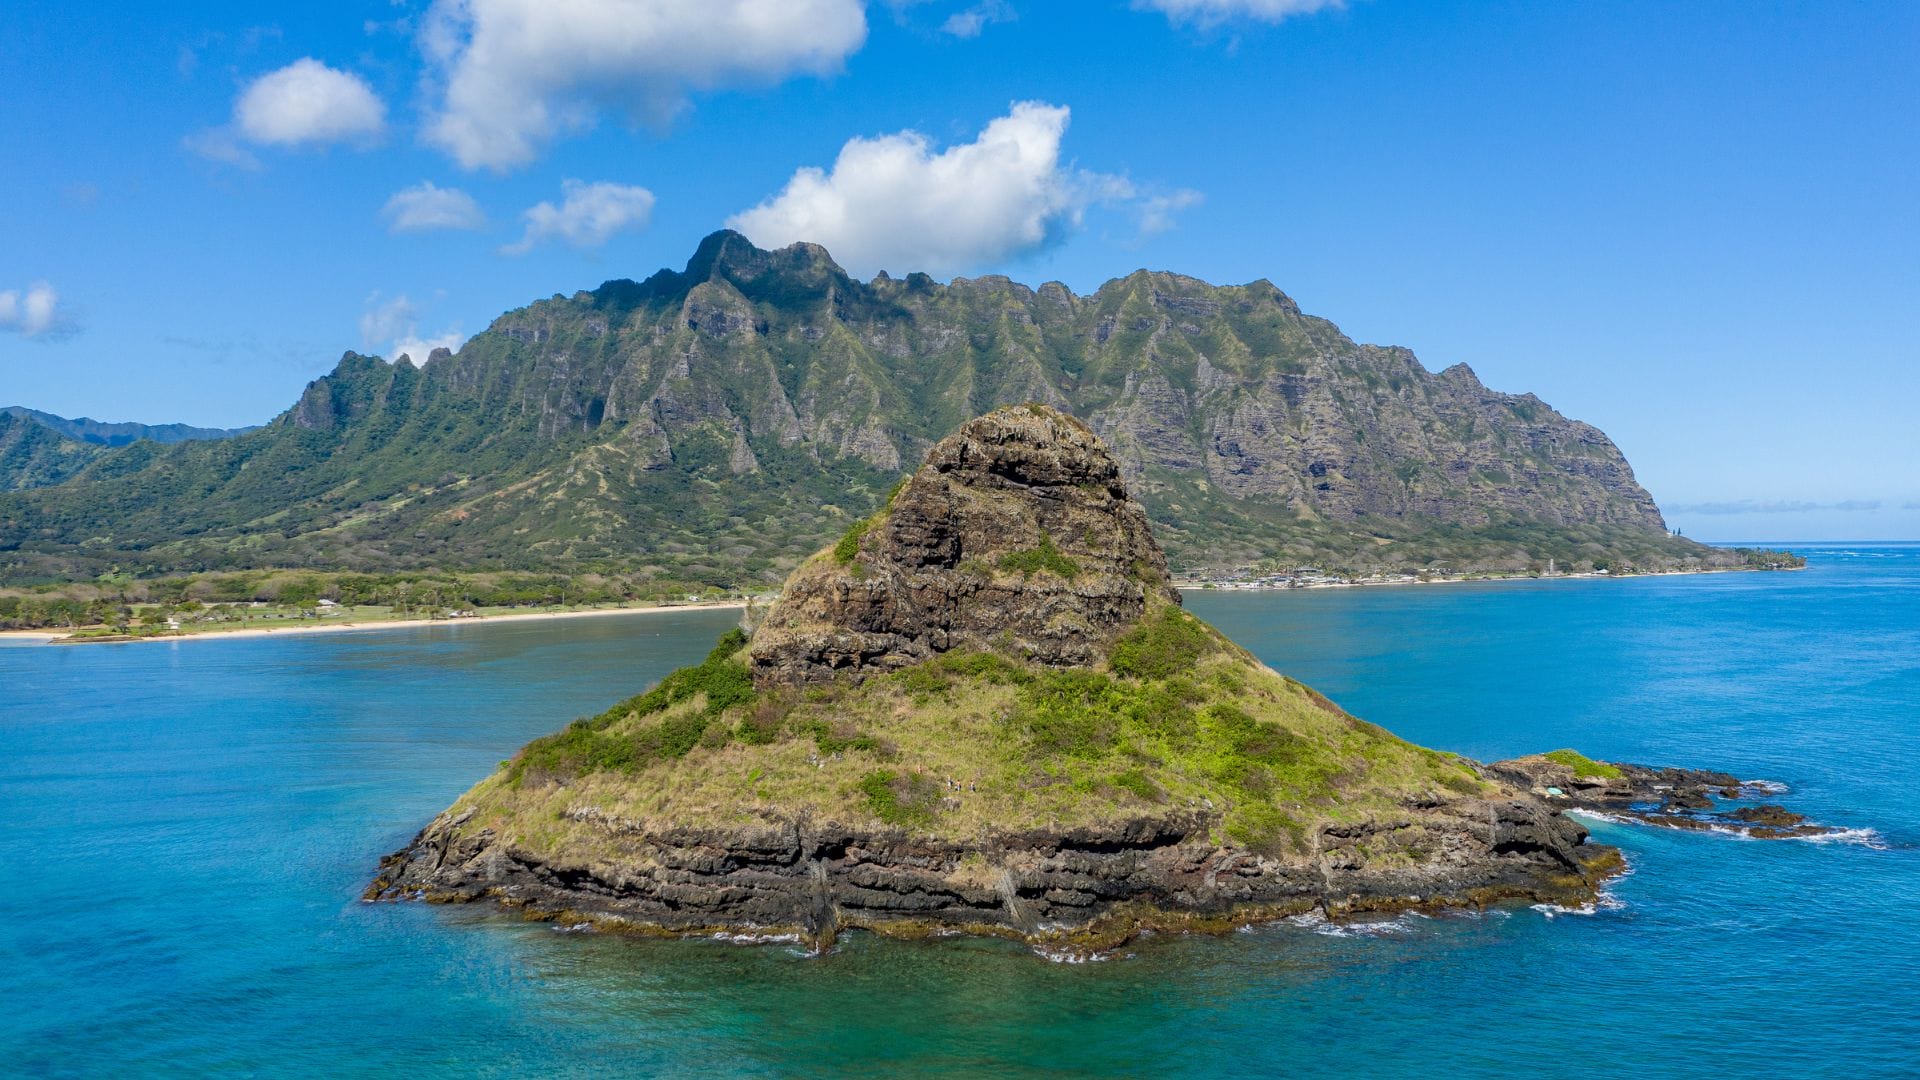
[1488, 752, 1842, 840]
[369, 406, 1758, 954]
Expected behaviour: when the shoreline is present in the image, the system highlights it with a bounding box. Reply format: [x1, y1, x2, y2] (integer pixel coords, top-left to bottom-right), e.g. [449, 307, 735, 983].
[0, 601, 748, 646]
[0, 566, 1803, 645]
[1171, 563, 1802, 593]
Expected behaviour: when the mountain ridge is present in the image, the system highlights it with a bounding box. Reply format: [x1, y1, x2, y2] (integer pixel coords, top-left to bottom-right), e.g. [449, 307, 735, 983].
[1, 406, 256, 448]
[0, 231, 1775, 586]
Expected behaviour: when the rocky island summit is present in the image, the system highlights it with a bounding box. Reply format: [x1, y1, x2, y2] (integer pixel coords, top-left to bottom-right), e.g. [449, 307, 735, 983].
[370, 405, 1815, 954]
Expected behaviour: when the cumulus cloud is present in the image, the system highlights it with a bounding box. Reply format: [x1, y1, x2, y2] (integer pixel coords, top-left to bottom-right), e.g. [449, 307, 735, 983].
[391, 329, 467, 365]
[382, 181, 486, 233]
[359, 292, 465, 363]
[727, 101, 1198, 277]
[1135, 0, 1344, 26]
[234, 59, 386, 146]
[503, 180, 655, 254]
[421, 0, 868, 171]
[1669, 499, 1885, 515]
[0, 282, 77, 341]
[188, 58, 386, 166]
[942, 0, 1016, 38]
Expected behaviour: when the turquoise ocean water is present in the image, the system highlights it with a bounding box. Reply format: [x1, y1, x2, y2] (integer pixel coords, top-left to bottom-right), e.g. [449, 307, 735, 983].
[3, 545, 1916, 1077]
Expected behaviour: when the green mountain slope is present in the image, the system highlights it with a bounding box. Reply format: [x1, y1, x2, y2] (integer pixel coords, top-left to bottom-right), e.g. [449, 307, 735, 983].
[0, 411, 106, 492]
[0, 231, 1768, 585]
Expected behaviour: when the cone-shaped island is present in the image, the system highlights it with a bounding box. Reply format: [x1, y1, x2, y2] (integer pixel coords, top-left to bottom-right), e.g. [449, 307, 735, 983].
[371, 405, 1630, 953]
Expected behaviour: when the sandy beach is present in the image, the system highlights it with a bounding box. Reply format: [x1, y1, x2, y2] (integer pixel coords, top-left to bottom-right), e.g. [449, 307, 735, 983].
[0, 601, 748, 646]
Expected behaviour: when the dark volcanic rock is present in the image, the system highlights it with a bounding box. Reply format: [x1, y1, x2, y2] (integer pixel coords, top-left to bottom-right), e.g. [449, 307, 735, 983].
[749, 405, 1179, 686]
[1487, 754, 1840, 840]
[368, 800, 1603, 950]
[1730, 805, 1806, 828]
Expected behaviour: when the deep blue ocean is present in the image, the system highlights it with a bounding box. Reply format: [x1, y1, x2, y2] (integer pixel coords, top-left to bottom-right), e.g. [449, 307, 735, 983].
[4, 545, 1916, 1077]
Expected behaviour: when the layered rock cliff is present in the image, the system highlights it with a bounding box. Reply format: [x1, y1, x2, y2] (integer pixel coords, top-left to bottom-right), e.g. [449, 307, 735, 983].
[369, 406, 1621, 953]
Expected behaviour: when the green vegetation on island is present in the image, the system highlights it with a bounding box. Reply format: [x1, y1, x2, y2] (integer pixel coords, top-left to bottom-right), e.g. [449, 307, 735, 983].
[369, 406, 1618, 951]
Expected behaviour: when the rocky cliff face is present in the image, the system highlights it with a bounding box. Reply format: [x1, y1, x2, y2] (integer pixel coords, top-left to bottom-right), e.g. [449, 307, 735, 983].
[4, 230, 1740, 586]
[371, 800, 1601, 954]
[369, 406, 1622, 954]
[750, 406, 1178, 684]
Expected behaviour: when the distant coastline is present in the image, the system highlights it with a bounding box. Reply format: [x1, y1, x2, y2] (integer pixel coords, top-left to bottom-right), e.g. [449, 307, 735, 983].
[0, 565, 1811, 646]
[0, 600, 748, 646]
[1172, 562, 1803, 593]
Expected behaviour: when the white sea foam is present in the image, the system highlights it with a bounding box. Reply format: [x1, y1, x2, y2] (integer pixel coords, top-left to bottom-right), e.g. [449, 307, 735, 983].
[1282, 911, 1426, 938]
[1712, 824, 1890, 850]
[1531, 888, 1627, 919]
[1570, 807, 1882, 847]
[1531, 856, 1633, 918]
[710, 929, 805, 946]
[1032, 945, 1116, 964]
[1796, 827, 1889, 849]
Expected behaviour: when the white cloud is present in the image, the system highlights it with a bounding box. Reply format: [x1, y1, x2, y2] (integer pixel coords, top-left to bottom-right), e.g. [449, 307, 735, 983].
[421, 0, 869, 171]
[1135, 0, 1344, 26]
[1132, 188, 1205, 239]
[942, 1, 1016, 38]
[727, 101, 1199, 277]
[188, 59, 386, 167]
[0, 282, 76, 340]
[360, 293, 420, 347]
[182, 129, 261, 170]
[358, 292, 464, 364]
[382, 181, 486, 233]
[503, 179, 655, 254]
[234, 58, 387, 147]
[391, 329, 467, 365]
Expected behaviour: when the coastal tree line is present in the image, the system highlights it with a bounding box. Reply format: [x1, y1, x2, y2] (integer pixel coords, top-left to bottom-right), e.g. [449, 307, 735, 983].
[0, 570, 728, 630]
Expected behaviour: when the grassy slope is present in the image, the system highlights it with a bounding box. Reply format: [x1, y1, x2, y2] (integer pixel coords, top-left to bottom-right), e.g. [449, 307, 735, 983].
[442, 602, 1490, 865]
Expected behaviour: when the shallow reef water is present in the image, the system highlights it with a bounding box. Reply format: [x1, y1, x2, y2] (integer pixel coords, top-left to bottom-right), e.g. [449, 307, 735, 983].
[4, 545, 1917, 1077]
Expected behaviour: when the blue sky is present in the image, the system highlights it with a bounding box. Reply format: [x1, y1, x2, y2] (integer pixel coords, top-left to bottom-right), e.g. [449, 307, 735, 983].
[1, 0, 1914, 540]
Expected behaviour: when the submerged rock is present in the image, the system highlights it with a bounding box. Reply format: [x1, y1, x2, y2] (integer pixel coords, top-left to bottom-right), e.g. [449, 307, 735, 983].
[1487, 753, 1837, 840]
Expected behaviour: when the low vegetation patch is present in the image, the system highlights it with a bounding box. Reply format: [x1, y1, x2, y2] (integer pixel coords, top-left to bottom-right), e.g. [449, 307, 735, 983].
[831, 516, 874, 564]
[857, 770, 942, 826]
[508, 629, 755, 783]
[485, 609, 1483, 856]
[1544, 748, 1624, 780]
[1108, 604, 1218, 680]
[997, 532, 1079, 579]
